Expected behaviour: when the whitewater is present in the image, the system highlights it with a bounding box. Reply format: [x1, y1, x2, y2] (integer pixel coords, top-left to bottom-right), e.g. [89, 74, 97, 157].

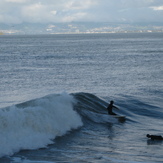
[0, 93, 82, 157]
[0, 33, 163, 163]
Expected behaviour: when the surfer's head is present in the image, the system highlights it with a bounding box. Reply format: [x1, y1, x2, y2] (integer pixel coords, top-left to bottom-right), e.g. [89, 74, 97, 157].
[110, 100, 114, 104]
[146, 134, 150, 138]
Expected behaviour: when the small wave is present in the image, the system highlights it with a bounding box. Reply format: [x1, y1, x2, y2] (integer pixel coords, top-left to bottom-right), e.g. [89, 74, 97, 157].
[72, 92, 122, 124]
[79, 110, 118, 124]
[73, 92, 163, 124]
[0, 92, 82, 157]
[118, 95, 163, 120]
[1, 92, 161, 157]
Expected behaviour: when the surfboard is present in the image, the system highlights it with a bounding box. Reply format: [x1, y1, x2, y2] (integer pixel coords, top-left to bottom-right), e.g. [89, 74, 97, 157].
[113, 115, 126, 122]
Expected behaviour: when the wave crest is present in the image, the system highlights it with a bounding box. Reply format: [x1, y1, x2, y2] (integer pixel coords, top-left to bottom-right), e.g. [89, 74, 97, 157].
[0, 92, 82, 157]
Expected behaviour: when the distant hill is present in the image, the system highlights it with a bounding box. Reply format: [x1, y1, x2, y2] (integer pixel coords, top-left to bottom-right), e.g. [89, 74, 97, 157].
[0, 22, 163, 34]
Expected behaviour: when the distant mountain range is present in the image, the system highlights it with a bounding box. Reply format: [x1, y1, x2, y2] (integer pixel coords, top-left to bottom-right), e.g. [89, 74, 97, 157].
[0, 22, 163, 34]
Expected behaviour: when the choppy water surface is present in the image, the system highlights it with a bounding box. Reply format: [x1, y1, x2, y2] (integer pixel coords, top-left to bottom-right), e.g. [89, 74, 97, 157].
[0, 33, 163, 163]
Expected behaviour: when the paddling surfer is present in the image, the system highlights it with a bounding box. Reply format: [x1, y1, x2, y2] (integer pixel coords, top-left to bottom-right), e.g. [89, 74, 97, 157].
[146, 134, 163, 140]
[107, 100, 119, 115]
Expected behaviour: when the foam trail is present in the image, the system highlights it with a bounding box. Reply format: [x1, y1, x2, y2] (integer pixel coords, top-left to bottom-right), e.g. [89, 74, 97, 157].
[0, 92, 83, 157]
[80, 110, 118, 124]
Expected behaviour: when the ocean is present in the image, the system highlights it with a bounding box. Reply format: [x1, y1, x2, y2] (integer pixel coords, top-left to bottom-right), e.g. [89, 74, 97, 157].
[0, 33, 163, 163]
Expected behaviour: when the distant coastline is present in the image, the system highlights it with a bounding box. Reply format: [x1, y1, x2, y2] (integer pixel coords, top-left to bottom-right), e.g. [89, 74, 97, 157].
[49, 30, 163, 35]
[1, 30, 163, 35]
[0, 22, 163, 35]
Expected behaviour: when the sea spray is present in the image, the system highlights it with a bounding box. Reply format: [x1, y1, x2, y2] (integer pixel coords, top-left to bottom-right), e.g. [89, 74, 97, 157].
[0, 92, 83, 157]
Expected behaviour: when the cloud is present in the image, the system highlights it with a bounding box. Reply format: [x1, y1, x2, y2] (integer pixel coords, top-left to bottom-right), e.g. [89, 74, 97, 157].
[51, 10, 57, 15]
[21, 3, 48, 22]
[66, 0, 97, 10]
[5, 0, 27, 3]
[86, 0, 163, 22]
[150, 6, 163, 11]
[19, 1, 93, 23]
[62, 12, 87, 22]
[0, 0, 163, 24]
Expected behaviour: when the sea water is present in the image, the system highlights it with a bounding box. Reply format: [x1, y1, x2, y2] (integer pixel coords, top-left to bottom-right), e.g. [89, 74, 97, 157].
[0, 33, 163, 163]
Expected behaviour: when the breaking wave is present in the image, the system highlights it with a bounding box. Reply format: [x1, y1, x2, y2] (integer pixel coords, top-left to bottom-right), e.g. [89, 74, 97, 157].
[1, 91, 162, 157]
[0, 92, 82, 157]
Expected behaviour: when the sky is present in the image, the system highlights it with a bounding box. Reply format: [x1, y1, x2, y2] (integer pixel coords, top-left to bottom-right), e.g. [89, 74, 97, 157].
[0, 0, 163, 24]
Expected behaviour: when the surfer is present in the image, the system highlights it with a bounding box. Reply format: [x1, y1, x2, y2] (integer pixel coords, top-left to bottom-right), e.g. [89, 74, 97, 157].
[107, 100, 119, 115]
[146, 134, 163, 140]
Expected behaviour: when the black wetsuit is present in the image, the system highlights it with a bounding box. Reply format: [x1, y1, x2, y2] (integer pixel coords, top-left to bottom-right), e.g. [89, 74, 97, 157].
[147, 134, 163, 140]
[107, 103, 116, 115]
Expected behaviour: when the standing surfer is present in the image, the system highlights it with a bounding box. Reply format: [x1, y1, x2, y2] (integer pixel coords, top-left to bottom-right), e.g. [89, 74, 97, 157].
[107, 100, 119, 115]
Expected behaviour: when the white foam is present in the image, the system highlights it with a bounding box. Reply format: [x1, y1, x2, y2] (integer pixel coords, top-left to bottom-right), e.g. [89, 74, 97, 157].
[0, 92, 83, 157]
[102, 156, 153, 163]
[81, 110, 118, 123]
[12, 157, 55, 163]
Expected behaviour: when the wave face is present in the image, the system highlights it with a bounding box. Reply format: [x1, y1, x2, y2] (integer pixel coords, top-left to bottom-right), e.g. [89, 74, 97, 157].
[72, 92, 122, 124]
[73, 92, 163, 123]
[0, 92, 82, 157]
[0, 92, 162, 158]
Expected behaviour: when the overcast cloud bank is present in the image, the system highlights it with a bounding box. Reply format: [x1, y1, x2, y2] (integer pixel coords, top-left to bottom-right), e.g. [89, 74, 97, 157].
[0, 0, 163, 24]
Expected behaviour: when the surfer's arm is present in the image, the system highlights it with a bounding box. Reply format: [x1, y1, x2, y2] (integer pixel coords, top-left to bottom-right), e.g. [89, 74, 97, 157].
[113, 105, 119, 110]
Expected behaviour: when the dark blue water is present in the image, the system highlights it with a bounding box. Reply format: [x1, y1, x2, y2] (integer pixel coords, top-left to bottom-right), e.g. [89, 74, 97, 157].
[0, 33, 163, 163]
